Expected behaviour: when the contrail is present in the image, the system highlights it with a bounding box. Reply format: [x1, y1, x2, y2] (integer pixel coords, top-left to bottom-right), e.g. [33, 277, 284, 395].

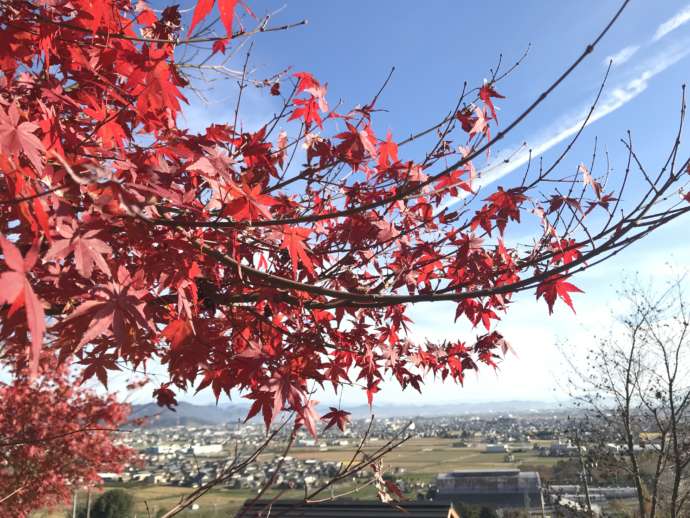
[654, 4, 690, 41]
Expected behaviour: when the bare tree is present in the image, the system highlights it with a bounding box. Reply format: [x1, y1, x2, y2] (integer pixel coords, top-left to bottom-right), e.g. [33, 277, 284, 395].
[565, 274, 690, 518]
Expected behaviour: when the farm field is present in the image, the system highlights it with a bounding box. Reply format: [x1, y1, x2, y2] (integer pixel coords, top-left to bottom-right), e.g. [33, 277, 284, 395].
[285, 438, 560, 475]
[32, 486, 294, 517]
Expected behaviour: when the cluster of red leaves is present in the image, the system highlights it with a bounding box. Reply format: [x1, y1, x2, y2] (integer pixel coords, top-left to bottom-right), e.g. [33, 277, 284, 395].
[0, 0, 648, 443]
[0, 359, 132, 517]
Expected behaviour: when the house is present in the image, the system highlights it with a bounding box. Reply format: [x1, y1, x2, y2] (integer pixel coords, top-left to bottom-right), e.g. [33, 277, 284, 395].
[484, 443, 509, 453]
[190, 443, 223, 456]
[548, 441, 583, 457]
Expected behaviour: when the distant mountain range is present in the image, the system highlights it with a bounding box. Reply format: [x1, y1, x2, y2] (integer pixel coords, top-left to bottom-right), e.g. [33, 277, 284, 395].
[343, 400, 566, 418]
[129, 400, 567, 428]
[128, 402, 246, 428]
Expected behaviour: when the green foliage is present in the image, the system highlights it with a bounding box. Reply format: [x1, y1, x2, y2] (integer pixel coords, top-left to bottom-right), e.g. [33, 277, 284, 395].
[90, 489, 135, 518]
[478, 506, 499, 518]
[450, 502, 498, 518]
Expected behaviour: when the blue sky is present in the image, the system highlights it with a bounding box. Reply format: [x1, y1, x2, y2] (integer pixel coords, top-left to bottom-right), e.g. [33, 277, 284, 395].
[116, 1, 690, 408]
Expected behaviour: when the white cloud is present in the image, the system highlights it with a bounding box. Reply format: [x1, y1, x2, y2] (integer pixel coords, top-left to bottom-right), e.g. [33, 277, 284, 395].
[603, 45, 639, 66]
[179, 83, 279, 134]
[654, 4, 690, 41]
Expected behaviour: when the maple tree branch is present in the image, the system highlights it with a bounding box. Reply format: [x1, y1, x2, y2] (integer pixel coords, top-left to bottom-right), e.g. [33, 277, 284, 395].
[182, 196, 674, 308]
[306, 478, 377, 504]
[396, 43, 530, 150]
[12, 2, 308, 45]
[312, 60, 613, 280]
[159, 423, 286, 518]
[116, 128, 682, 313]
[264, 421, 413, 518]
[237, 426, 298, 517]
[0, 183, 67, 205]
[35, 146, 690, 315]
[0, 486, 24, 505]
[151, 0, 629, 231]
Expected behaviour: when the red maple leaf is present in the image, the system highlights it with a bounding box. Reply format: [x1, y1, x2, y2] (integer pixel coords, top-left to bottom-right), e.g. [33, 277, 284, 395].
[586, 192, 617, 214]
[280, 226, 315, 278]
[61, 266, 152, 349]
[224, 183, 277, 221]
[187, 0, 215, 37]
[536, 275, 583, 314]
[335, 122, 377, 167]
[547, 195, 581, 214]
[245, 390, 276, 430]
[455, 107, 478, 133]
[289, 97, 323, 128]
[479, 83, 505, 121]
[153, 384, 178, 411]
[46, 223, 112, 279]
[195, 368, 232, 402]
[298, 399, 320, 438]
[359, 124, 378, 161]
[294, 72, 320, 93]
[136, 7, 158, 27]
[469, 107, 491, 141]
[0, 102, 45, 172]
[189, 0, 252, 38]
[293, 72, 328, 111]
[162, 318, 193, 349]
[80, 353, 121, 388]
[366, 379, 381, 407]
[435, 168, 472, 197]
[82, 96, 128, 149]
[550, 238, 582, 266]
[321, 406, 351, 432]
[218, 0, 240, 36]
[0, 236, 45, 375]
[378, 130, 399, 170]
[136, 47, 188, 127]
[212, 38, 229, 54]
[290, 72, 328, 127]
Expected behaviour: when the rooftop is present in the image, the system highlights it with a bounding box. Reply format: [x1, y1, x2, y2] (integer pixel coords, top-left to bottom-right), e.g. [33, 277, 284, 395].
[237, 500, 454, 517]
[439, 469, 521, 478]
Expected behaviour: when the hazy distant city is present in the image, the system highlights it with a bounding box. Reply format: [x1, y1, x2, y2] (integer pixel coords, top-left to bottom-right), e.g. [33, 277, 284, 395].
[81, 401, 651, 516]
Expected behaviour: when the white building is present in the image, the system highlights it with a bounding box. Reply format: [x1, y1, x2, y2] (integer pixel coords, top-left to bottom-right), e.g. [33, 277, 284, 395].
[190, 443, 224, 455]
